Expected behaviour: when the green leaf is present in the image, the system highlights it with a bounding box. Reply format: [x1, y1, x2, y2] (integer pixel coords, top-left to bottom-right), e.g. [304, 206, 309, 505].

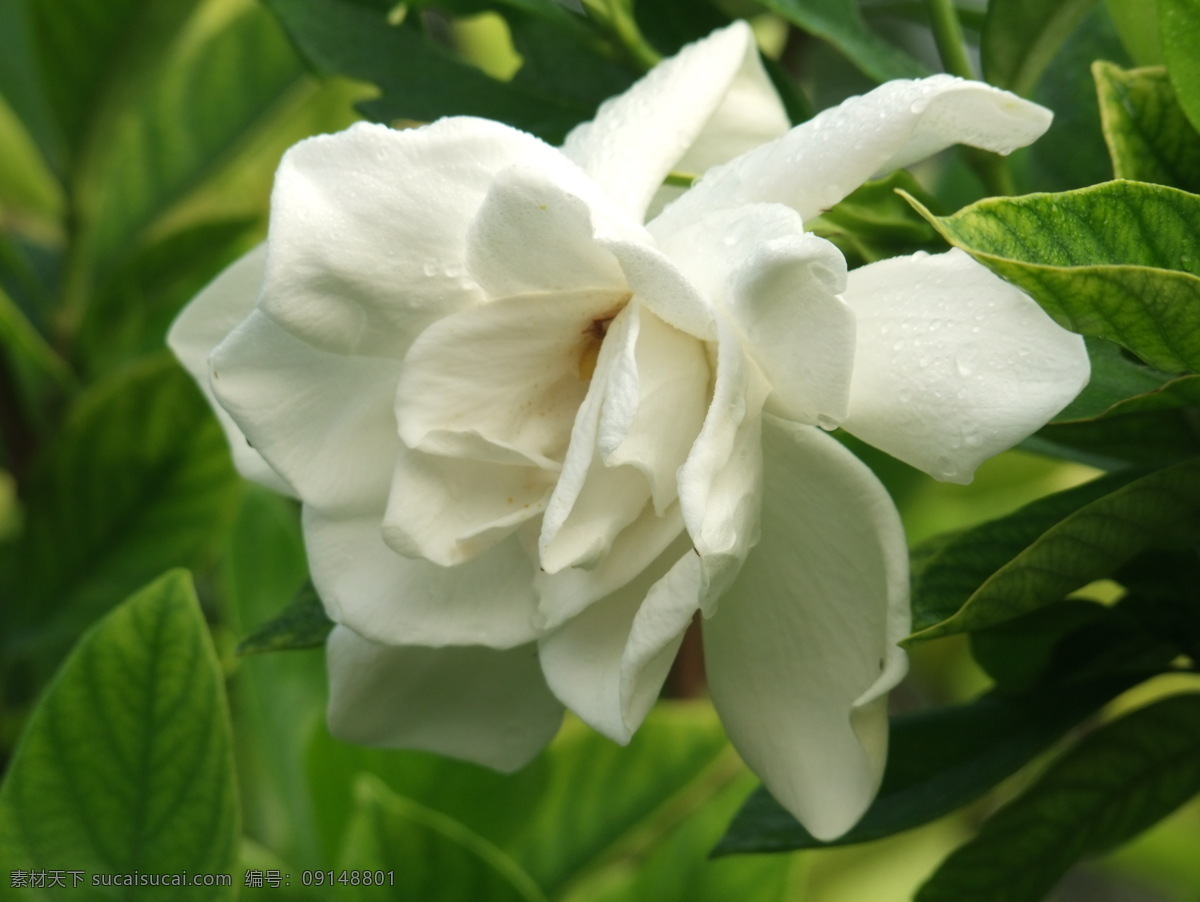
[969, 597, 1179, 693]
[1053, 337, 1183, 422]
[907, 459, 1200, 642]
[0, 0, 63, 178]
[916, 693, 1200, 902]
[754, 0, 929, 82]
[306, 702, 749, 896]
[1, 354, 242, 686]
[1018, 3, 1128, 193]
[238, 582, 334, 655]
[573, 770, 802, 902]
[1160, 0, 1200, 136]
[1094, 62, 1200, 192]
[264, 0, 627, 143]
[0, 570, 239, 893]
[1105, 0, 1163, 64]
[337, 775, 547, 902]
[714, 675, 1137, 854]
[84, 6, 305, 275]
[223, 487, 327, 868]
[504, 704, 739, 895]
[77, 218, 259, 377]
[982, 0, 1097, 96]
[10, 0, 203, 177]
[1031, 338, 1200, 468]
[0, 280, 71, 392]
[907, 180, 1200, 373]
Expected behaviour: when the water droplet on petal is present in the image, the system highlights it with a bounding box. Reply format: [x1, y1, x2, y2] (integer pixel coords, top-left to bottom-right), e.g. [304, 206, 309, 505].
[955, 346, 978, 376]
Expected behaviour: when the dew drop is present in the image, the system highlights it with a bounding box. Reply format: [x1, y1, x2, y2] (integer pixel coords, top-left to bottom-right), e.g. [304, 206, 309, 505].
[955, 346, 978, 376]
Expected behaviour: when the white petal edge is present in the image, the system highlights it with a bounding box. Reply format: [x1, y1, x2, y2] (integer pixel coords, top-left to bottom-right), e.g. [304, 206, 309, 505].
[166, 246, 295, 496]
[305, 506, 542, 649]
[703, 418, 910, 841]
[395, 288, 627, 471]
[562, 20, 788, 223]
[841, 248, 1090, 483]
[654, 75, 1052, 231]
[464, 163, 635, 299]
[655, 202, 855, 428]
[260, 118, 573, 358]
[677, 314, 771, 608]
[210, 309, 400, 515]
[538, 539, 699, 742]
[327, 626, 563, 772]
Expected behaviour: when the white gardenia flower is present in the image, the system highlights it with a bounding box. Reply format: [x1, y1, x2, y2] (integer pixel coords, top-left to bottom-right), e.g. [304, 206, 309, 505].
[170, 22, 1089, 840]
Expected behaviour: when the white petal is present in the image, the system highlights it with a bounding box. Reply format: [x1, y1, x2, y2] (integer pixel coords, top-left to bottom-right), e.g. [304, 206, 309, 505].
[382, 444, 555, 567]
[655, 203, 856, 427]
[539, 306, 648, 573]
[598, 304, 710, 513]
[535, 500, 685, 631]
[655, 76, 1052, 230]
[703, 418, 910, 841]
[465, 163, 634, 298]
[327, 626, 562, 772]
[599, 237, 716, 340]
[167, 246, 295, 495]
[260, 118, 569, 358]
[562, 21, 788, 222]
[538, 541, 699, 742]
[305, 507, 542, 649]
[841, 249, 1090, 483]
[395, 288, 628, 470]
[210, 309, 399, 514]
[677, 315, 771, 607]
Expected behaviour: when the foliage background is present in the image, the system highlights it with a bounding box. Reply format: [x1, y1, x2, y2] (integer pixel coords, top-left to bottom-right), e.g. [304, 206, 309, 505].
[1, 0, 1199, 899]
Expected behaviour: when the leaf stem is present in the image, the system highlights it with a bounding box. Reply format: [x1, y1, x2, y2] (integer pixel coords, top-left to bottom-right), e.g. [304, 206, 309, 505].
[583, 0, 660, 71]
[925, 0, 975, 79]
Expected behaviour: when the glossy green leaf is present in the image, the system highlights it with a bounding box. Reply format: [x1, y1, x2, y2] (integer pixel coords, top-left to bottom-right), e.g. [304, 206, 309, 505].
[969, 597, 1179, 693]
[1094, 62, 1200, 192]
[1160, 0, 1200, 136]
[336, 776, 546, 902]
[916, 693, 1200, 902]
[1105, 0, 1163, 64]
[754, 0, 929, 82]
[1054, 337, 1183, 422]
[907, 459, 1200, 642]
[714, 675, 1136, 854]
[908, 180, 1200, 373]
[85, 5, 303, 273]
[982, 0, 1097, 96]
[0, 570, 239, 894]
[238, 582, 334, 655]
[0, 354, 242, 684]
[1031, 338, 1200, 468]
[264, 0, 627, 143]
